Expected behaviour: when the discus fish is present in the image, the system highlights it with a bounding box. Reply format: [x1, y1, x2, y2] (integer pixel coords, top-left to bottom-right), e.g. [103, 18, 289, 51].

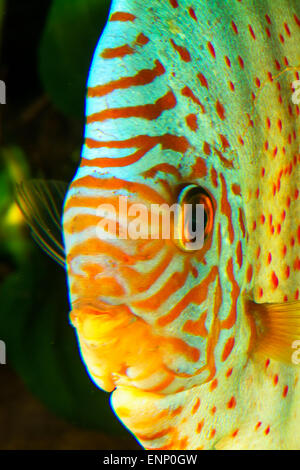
[21, 0, 300, 450]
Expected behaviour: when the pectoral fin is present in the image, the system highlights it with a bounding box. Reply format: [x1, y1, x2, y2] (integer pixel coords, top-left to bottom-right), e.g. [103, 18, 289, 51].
[246, 299, 300, 363]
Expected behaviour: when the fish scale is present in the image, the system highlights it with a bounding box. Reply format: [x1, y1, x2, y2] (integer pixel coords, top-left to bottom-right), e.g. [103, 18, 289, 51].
[62, 0, 300, 449]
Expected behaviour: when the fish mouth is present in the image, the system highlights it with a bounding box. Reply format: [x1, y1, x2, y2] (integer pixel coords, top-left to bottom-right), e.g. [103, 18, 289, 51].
[70, 299, 207, 395]
[69, 300, 160, 392]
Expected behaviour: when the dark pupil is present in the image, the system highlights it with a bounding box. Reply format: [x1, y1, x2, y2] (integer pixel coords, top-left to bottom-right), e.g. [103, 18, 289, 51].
[190, 199, 207, 234]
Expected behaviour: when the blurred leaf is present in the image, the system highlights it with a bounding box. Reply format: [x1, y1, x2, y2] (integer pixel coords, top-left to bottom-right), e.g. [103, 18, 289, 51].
[0, 147, 31, 265]
[0, 246, 127, 435]
[39, 0, 111, 117]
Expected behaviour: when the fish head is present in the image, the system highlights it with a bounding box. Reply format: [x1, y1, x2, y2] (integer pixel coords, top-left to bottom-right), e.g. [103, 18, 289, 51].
[64, 159, 247, 395]
[62, 16, 249, 393]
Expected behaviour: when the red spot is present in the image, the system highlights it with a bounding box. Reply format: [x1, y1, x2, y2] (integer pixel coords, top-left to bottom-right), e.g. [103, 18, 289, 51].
[273, 375, 279, 386]
[282, 245, 287, 257]
[248, 24, 256, 39]
[170, 39, 191, 62]
[285, 266, 290, 279]
[265, 359, 270, 368]
[236, 241, 243, 268]
[220, 134, 230, 150]
[188, 7, 197, 21]
[191, 398, 200, 414]
[227, 396, 236, 409]
[232, 429, 239, 438]
[284, 23, 291, 36]
[203, 141, 211, 155]
[211, 168, 218, 187]
[210, 379, 218, 391]
[247, 265, 253, 283]
[216, 100, 225, 120]
[231, 21, 238, 34]
[294, 14, 300, 27]
[191, 157, 207, 178]
[181, 86, 205, 113]
[226, 368, 233, 378]
[232, 184, 241, 195]
[136, 33, 149, 46]
[185, 113, 198, 131]
[197, 73, 208, 88]
[238, 56, 244, 69]
[221, 337, 235, 362]
[169, 0, 178, 7]
[110, 12, 136, 22]
[283, 386, 289, 398]
[255, 421, 262, 430]
[196, 420, 204, 433]
[258, 287, 263, 298]
[255, 77, 261, 88]
[294, 257, 300, 271]
[225, 56, 231, 68]
[271, 271, 279, 289]
[265, 14, 271, 24]
[207, 42, 216, 58]
[264, 426, 270, 435]
[267, 253, 272, 264]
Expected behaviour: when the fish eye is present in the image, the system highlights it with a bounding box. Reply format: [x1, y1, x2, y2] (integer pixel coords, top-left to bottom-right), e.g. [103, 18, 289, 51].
[175, 184, 214, 251]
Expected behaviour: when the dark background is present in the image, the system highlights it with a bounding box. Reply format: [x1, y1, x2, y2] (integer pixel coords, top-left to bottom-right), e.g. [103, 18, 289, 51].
[0, 0, 141, 450]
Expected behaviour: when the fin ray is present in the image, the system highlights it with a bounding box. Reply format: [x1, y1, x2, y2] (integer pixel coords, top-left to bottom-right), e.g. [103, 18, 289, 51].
[247, 300, 300, 363]
[15, 179, 67, 267]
